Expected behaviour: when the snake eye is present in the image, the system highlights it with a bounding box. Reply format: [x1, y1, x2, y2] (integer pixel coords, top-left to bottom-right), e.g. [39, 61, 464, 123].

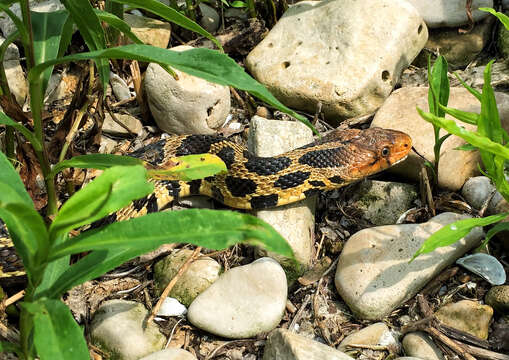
[381, 147, 390, 157]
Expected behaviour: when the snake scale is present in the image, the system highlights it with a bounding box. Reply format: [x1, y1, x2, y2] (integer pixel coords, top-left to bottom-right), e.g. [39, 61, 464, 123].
[0, 127, 412, 282]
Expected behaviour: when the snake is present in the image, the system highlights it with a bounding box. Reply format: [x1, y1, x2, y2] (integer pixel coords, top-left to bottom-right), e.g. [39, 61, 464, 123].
[0, 127, 412, 282]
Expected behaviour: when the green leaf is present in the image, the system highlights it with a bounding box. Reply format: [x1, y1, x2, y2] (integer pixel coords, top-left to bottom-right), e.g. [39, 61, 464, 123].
[0, 150, 33, 207]
[453, 71, 481, 101]
[479, 220, 509, 248]
[49, 153, 144, 179]
[49, 165, 153, 238]
[29, 45, 317, 134]
[411, 212, 509, 261]
[439, 103, 479, 125]
[95, 9, 144, 45]
[428, 56, 449, 117]
[60, 0, 109, 91]
[148, 154, 227, 181]
[0, 112, 42, 151]
[50, 209, 294, 260]
[0, 4, 29, 44]
[31, 10, 70, 94]
[454, 143, 477, 151]
[113, 0, 223, 51]
[231, 1, 247, 8]
[480, 7, 509, 30]
[21, 299, 89, 359]
[0, 341, 21, 357]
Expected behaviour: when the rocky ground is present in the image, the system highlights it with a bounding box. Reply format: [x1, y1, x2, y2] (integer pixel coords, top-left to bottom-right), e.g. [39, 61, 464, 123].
[1, 0, 509, 359]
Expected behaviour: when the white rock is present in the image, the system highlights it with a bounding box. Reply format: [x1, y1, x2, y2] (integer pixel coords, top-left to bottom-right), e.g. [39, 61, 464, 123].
[0, 37, 26, 106]
[110, 72, 132, 102]
[338, 323, 392, 352]
[402, 332, 445, 360]
[102, 113, 143, 136]
[263, 329, 354, 360]
[406, 0, 492, 28]
[199, 3, 220, 33]
[248, 116, 315, 277]
[157, 297, 187, 317]
[91, 300, 165, 360]
[124, 13, 171, 48]
[187, 257, 287, 338]
[245, 0, 427, 121]
[144, 46, 230, 135]
[139, 348, 197, 360]
[335, 213, 484, 320]
[0, 0, 64, 37]
[461, 176, 495, 210]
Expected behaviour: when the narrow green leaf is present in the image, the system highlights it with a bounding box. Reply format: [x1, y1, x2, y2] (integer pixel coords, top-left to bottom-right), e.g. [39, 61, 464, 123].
[231, 1, 247, 8]
[0, 4, 29, 44]
[479, 61, 501, 142]
[0, 150, 33, 207]
[113, 0, 223, 51]
[479, 221, 509, 248]
[29, 45, 316, 134]
[148, 154, 227, 181]
[95, 9, 144, 45]
[411, 212, 509, 261]
[0, 112, 42, 151]
[50, 209, 293, 260]
[49, 165, 153, 237]
[31, 10, 70, 94]
[57, 14, 74, 58]
[454, 143, 477, 151]
[480, 7, 509, 30]
[453, 71, 481, 101]
[21, 299, 89, 359]
[439, 103, 479, 125]
[428, 56, 449, 117]
[0, 341, 21, 357]
[49, 154, 144, 179]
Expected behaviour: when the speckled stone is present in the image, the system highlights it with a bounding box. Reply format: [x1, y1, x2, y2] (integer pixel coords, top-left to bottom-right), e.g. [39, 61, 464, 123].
[435, 300, 493, 339]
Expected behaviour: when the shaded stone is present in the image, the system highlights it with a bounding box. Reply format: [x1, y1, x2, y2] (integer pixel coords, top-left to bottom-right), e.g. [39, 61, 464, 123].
[435, 300, 493, 339]
[124, 13, 171, 48]
[402, 332, 445, 360]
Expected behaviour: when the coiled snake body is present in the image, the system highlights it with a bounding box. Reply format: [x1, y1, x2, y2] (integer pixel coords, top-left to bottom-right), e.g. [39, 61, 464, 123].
[0, 127, 412, 281]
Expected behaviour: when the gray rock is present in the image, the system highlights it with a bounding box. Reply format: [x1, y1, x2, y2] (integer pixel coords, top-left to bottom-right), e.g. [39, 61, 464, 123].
[187, 257, 287, 338]
[124, 13, 171, 48]
[456, 253, 506, 285]
[199, 3, 220, 33]
[102, 113, 143, 136]
[110, 72, 132, 102]
[504, 0, 509, 10]
[153, 249, 221, 306]
[90, 300, 165, 360]
[485, 285, 509, 315]
[99, 135, 118, 154]
[402, 332, 444, 360]
[348, 180, 418, 226]
[371, 87, 509, 191]
[497, 11, 509, 59]
[139, 348, 197, 360]
[406, 0, 492, 28]
[338, 323, 394, 352]
[144, 46, 230, 135]
[435, 300, 493, 339]
[0, 36, 26, 106]
[245, 0, 427, 122]
[335, 213, 484, 320]
[263, 329, 354, 360]
[461, 176, 495, 210]
[0, 0, 64, 37]
[248, 116, 315, 278]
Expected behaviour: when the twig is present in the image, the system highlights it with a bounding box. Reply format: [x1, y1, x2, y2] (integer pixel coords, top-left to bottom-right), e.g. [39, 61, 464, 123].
[205, 339, 254, 360]
[147, 246, 202, 323]
[130, 60, 150, 123]
[0, 322, 19, 343]
[288, 294, 311, 331]
[104, 96, 137, 136]
[110, 95, 137, 108]
[165, 317, 185, 349]
[2, 290, 25, 308]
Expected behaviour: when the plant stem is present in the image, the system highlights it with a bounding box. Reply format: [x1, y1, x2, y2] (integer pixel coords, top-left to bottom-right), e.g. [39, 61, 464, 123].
[19, 0, 35, 70]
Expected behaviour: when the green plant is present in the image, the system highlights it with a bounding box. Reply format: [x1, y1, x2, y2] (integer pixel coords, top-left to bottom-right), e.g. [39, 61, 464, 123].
[412, 8, 509, 259]
[0, 0, 302, 358]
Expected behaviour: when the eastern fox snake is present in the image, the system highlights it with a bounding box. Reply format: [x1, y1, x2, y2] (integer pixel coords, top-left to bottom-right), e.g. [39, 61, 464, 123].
[0, 127, 412, 282]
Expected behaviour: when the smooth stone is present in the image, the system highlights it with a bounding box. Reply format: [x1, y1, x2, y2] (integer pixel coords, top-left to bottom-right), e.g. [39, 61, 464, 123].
[0, 0, 64, 37]
[110, 72, 132, 102]
[245, 0, 427, 122]
[90, 300, 165, 360]
[406, 0, 492, 28]
[402, 332, 445, 360]
[187, 257, 287, 339]
[124, 13, 171, 48]
[144, 46, 230, 135]
[435, 300, 493, 339]
[347, 180, 418, 225]
[461, 176, 495, 210]
[485, 285, 509, 315]
[335, 213, 484, 320]
[156, 297, 187, 317]
[102, 113, 143, 136]
[139, 348, 197, 360]
[371, 87, 509, 191]
[153, 249, 221, 306]
[338, 323, 392, 352]
[199, 3, 220, 33]
[263, 329, 354, 360]
[456, 253, 506, 285]
[99, 135, 118, 154]
[0, 37, 26, 106]
[248, 116, 315, 278]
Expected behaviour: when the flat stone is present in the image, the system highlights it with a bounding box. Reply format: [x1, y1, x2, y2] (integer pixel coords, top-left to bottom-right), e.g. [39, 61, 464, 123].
[124, 13, 171, 48]
[435, 300, 493, 339]
[461, 176, 495, 210]
[90, 300, 165, 360]
[485, 285, 509, 315]
[153, 249, 221, 306]
[347, 180, 417, 226]
[248, 116, 315, 279]
[402, 332, 445, 360]
[144, 46, 230, 135]
[371, 87, 509, 191]
[263, 329, 354, 360]
[245, 0, 427, 122]
[99, 135, 118, 154]
[110, 72, 132, 102]
[187, 257, 287, 338]
[0, 36, 26, 106]
[406, 0, 492, 28]
[102, 113, 143, 136]
[139, 348, 197, 360]
[335, 213, 484, 320]
[338, 323, 392, 352]
[199, 3, 220, 33]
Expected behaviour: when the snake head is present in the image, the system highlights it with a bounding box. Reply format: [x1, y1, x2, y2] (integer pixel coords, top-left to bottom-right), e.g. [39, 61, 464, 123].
[345, 127, 412, 181]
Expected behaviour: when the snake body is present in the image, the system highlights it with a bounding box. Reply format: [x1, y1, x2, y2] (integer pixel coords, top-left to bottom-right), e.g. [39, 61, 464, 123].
[0, 127, 412, 282]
